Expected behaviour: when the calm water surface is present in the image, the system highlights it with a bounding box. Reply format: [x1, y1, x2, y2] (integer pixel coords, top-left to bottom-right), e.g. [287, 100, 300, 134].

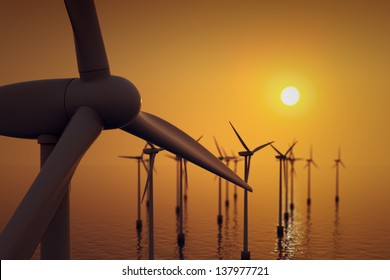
[1, 164, 389, 260]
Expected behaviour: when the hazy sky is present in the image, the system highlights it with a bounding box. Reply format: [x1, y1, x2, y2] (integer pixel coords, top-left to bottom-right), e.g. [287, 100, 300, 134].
[1, 0, 390, 170]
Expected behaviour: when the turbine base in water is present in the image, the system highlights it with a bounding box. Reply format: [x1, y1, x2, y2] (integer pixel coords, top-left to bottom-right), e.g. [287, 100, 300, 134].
[307, 198, 311, 206]
[225, 200, 229, 207]
[217, 215, 223, 224]
[136, 219, 142, 230]
[284, 212, 289, 222]
[335, 196, 339, 203]
[290, 203, 295, 211]
[241, 250, 250, 260]
[277, 225, 284, 237]
[177, 233, 185, 247]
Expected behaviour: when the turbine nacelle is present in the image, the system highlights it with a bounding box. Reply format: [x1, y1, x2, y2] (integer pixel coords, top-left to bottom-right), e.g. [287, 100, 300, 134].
[239, 151, 254, 157]
[66, 76, 141, 130]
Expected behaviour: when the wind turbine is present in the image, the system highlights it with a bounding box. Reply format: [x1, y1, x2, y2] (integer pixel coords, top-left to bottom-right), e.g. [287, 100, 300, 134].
[287, 150, 303, 212]
[141, 142, 163, 260]
[229, 121, 273, 260]
[166, 154, 183, 214]
[0, 0, 251, 260]
[222, 148, 236, 207]
[232, 153, 243, 201]
[334, 146, 345, 204]
[271, 142, 297, 237]
[214, 137, 226, 224]
[168, 135, 202, 246]
[118, 143, 148, 230]
[167, 136, 202, 214]
[305, 145, 318, 206]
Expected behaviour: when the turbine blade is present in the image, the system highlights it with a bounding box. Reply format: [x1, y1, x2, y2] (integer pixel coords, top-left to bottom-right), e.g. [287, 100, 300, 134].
[196, 135, 203, 142]
[229, 121, 251, 152]
[312, 160, 318, 168]
[271, 144, 284, 157]
[64, 0, 110, 79]
[221, 147, 228, 158]
[285, 141, 298, 156]
[140, 142, 148, 157]
[142, 154, 155, 203]
[141, 159, 149, 173]
[340, 161, 346, 168]
[252, 141, 274, 153]
[122, 111, 252, 191]
[213, 137, 224, 158]
[0, 106, 103, 259]
[118, 155, 139, 159]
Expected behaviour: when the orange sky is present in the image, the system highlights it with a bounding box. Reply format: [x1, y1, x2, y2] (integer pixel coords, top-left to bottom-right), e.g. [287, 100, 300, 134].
[1, 0, 390, 174]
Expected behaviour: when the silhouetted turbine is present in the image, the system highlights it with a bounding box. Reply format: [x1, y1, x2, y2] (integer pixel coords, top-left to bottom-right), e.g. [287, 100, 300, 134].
[271, 142, 297, 237]
[334, 146, 345, 204]
[305, 145, 318, 206]
[214, 137, 226, 224]
[232, 153, 243, 201]
[287, 149, 303, 212]
[142, 142, 163, 260]
[0, 0, 251, 260]
[229, 121, 273, 260]
[222, 147, 236, 207]
[168, 136, 202, 246]
[119, 143, 148, 230]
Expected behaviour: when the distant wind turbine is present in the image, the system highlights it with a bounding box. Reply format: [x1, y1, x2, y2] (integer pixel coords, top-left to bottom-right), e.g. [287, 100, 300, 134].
[119, 143, 148, 230]
[229, 121, 273, 260]
[271, 142, 297, 237]
[0, 0, 251, 260]
[305, 145, 318, 206]
[168, 135, 202, 246]
[222, 148, 236, 207]
[232, 153, 243, 201]
[287, 150, 303, 212]
[334, 146, 346, 204]
[214, 137, 226, 224]
[142, 142, 163, 260]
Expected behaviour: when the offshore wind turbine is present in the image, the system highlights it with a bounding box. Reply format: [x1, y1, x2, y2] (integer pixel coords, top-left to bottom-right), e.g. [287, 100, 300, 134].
[169, 135, 202, 246]
[222, 148, 236, 207]
[271, 142, 297, 237]
[305, 145, 318, 206]
[334, 146, 346, 204]
[0, 0, 251, 260]
[229, 121, 273, 260]
[141, 142, 163, 260]
[287, 150, 303, 212]
[232, 153, 243, 201]
[214, 137, 226, 224]
[167, 136, 202, 214]
[119, 143, 148, 230]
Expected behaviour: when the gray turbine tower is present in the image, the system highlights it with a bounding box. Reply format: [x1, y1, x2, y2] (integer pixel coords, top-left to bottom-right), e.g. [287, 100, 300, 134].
[0, 0, 251, 260]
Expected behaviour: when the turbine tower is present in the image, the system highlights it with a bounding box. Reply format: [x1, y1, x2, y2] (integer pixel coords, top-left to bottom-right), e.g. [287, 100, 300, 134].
[119, 143, 148, 230]
[334, 146, 345, 204]
[214, 137, 226, 224]
[305, 145, 318, 206]
[141, 142, 163, 260]
[271, 142, 297, 237]
[232, 153, 243, 201]
[287, 150, 303, 212]
[0, 0, 251, 260]
[229, 122, 273, 260]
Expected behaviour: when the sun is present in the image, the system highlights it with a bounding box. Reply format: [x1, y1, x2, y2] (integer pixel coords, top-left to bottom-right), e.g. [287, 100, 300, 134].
[281, 86, 300, 106]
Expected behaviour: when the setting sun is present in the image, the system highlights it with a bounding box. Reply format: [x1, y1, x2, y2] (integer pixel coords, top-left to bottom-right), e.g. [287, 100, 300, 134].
[281, 86, 300, 106]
